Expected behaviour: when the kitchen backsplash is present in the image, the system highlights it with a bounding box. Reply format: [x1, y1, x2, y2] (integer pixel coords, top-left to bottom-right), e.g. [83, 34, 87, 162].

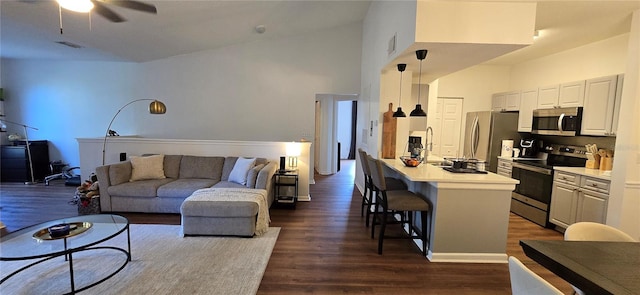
[518, 133, 616, 151]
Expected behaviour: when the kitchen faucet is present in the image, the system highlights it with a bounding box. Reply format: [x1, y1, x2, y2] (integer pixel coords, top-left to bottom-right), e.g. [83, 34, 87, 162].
[426, 126, 434, 153]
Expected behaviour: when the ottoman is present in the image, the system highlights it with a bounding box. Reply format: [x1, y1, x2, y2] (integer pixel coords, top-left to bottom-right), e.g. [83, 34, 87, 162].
[180, 188, 269, 237]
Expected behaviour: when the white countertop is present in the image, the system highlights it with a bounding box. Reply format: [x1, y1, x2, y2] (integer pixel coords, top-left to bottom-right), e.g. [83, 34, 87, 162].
[553, 166, 612, 181]
[380, 158, 519, 185]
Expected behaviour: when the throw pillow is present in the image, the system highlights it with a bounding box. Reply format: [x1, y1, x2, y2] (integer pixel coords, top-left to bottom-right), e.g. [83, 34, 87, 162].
[246, 164, 265, 188]
[130, 154, 166, 182]
[228, 157, 256, 185]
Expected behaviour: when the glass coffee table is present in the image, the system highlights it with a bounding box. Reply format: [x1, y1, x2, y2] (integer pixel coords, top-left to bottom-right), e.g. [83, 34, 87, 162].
[0, 214, 130, 294]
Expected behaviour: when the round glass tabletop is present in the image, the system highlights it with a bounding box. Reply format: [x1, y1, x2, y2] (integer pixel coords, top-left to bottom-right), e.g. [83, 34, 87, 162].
[0, 214, 129, 260]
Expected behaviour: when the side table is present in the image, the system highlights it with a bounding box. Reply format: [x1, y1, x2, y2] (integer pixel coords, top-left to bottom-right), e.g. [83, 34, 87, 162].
[274, 170, 298, 208]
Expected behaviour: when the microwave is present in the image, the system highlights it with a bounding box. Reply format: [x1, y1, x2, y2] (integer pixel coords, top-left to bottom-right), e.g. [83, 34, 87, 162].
[532, 107, 582, 136]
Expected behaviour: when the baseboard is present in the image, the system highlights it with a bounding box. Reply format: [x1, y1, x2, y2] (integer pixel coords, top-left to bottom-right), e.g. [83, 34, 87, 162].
[427, 251, 508, 263]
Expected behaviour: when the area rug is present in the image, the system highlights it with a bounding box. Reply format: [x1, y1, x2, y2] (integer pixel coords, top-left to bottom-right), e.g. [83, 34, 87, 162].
[0, 224, 280, 295]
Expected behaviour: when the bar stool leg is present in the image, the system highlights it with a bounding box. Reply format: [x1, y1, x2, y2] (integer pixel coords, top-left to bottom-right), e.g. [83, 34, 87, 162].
[421, 210, 428, 256]
[378, 207, 388, 255]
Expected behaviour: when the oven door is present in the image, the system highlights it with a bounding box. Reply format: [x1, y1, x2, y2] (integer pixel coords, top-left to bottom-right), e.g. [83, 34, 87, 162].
[511, 162, 553, 205]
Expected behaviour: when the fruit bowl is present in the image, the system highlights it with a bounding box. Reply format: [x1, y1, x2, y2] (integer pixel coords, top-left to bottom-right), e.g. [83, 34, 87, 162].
[400, 156, 422, 167]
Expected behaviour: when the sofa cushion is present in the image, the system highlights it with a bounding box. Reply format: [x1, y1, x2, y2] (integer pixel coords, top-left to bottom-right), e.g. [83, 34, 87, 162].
[246, 164, 265, 188]
[221, 157, 268, 181]
[179, 156, 224, 180]
[108, 178, 174, 197]
[228, 157, 256, 185]
[212, 181, 247, 189]
[163, 155, 183, 179]
[130, 155, 166, 181]
[109, 161, 132, 186]
[156, 178, 218, 199]
[181, 198, 259, 218]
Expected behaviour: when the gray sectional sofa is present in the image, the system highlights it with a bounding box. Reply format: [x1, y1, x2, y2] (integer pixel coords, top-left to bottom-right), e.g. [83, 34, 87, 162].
[95, 155, 278, 213]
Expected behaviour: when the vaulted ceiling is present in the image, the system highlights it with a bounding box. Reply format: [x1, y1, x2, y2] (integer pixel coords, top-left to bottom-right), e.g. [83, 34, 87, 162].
[1, 1, 639, 66]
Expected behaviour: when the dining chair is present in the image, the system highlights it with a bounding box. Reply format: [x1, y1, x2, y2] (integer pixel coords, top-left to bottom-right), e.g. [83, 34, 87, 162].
[357, 148, 406, 227]
[367, 155, 430, 256]
[508, 256, 564, 295]
[564, 222, 637, 295]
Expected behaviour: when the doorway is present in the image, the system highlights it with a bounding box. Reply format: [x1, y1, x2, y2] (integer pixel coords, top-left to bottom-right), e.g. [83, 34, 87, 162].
[314, 94, 358, 176]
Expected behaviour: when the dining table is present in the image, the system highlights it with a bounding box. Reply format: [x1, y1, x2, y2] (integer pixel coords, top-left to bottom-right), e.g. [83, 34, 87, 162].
[520, 239, 640, 295]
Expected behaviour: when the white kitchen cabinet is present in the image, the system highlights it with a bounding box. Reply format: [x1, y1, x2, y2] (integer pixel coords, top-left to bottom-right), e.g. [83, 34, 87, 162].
[549, 171, 610, 229]
[581, 75, 621, 136]
[491, 93, 506, 112]
[497, 157, 513, 178]
[537, 81, 585, 109]
[550, 182, 578, 228]
[517, 88, 538, 132]
[558, 80, 585, 107]
[537, 85, 560, 109]
[505, 91, 521, 111]
[492, 91, 520, 112]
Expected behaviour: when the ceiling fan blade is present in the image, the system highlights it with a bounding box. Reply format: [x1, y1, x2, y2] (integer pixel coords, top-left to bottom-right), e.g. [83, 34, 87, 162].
[91, 0, 126, 22]
[100, 0, 157, 14]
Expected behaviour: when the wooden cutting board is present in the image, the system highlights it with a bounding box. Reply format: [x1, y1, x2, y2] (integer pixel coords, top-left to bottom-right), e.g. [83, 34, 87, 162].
[382, 103, 397, 159]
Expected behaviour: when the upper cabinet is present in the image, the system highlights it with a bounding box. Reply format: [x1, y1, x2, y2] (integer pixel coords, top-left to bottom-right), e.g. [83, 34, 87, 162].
[537, 81, 585, 109]
[581, 75, 621, 136]
[491, 93, 506, 112]
[558, 80, 585, 107]
[517, 88, 538, 132]
[492, 91, 520, 112]
[536, 85, 560, 109]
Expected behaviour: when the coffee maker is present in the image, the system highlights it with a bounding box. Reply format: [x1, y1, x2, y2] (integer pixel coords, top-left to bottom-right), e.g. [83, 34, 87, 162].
[520, 139, 542, 158]
[408, 136, 423, 158]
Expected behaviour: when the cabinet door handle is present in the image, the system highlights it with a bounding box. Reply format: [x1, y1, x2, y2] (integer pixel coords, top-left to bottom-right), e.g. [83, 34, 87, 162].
[591, 183, 599, 187]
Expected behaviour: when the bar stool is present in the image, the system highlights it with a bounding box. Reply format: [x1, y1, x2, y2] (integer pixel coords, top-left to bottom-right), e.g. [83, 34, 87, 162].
[367, 155, 431, 256]
[357, 149, 407, 227]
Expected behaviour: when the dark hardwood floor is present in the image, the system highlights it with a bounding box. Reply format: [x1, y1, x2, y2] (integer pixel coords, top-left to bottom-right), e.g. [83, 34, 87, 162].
[0, 160, 572, 294]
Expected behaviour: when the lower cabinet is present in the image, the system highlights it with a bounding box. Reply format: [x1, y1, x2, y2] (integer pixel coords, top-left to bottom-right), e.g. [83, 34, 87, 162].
[497, 158, 513, 178]
[549, 171, 609, 229]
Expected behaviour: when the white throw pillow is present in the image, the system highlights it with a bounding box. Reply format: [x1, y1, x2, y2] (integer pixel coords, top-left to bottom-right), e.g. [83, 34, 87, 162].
[229, 157, 256, 185]
[130, 154, 166, 182]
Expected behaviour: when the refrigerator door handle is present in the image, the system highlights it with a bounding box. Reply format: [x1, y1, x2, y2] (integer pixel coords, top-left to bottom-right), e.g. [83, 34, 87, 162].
[471, 116, 479, 158]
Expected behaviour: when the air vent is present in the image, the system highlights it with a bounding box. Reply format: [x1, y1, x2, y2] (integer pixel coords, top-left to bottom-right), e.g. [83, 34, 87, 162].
[388, 33, 396, 56]
[55, 41, 83, 49]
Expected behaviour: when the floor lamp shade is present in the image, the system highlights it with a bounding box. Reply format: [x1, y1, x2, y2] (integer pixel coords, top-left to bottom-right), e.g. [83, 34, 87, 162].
[102, 99, 167, 165]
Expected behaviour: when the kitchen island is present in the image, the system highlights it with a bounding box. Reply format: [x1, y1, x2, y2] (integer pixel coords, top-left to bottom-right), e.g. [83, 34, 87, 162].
[380, 158, 518, 263]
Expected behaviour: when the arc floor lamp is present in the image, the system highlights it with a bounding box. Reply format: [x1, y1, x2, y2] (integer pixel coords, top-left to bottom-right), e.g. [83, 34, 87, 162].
[102, 99, 166, 165]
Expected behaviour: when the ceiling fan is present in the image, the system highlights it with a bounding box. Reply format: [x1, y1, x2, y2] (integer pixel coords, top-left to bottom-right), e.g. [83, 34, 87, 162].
[56, 0, 157, 23]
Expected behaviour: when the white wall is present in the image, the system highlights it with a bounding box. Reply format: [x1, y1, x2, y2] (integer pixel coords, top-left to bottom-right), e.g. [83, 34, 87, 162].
[434, 65, 511, 147]
[608, 11, 640, 240]
[1, 23, 362, 174]
[356, 0, 417, 191]
[510, 33, 629, 89]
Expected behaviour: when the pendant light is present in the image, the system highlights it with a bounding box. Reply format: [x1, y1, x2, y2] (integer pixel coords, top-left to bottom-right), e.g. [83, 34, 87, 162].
[393, 63, 407, 117]
[410, 49, 428, 117]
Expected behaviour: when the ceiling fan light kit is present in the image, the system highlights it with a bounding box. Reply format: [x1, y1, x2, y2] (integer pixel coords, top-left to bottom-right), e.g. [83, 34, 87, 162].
[410, 49, 428, 117]
[57, 0, 157, 23]
[57, 0, 94, 13]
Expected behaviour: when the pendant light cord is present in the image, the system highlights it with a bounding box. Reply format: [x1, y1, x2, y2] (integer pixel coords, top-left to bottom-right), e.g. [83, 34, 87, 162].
[417, 60, 422, 104]
[399, 71, 403, 106]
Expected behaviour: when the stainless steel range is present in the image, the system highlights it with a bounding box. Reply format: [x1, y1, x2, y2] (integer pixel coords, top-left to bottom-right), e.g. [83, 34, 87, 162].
[510, 144, 587, 227]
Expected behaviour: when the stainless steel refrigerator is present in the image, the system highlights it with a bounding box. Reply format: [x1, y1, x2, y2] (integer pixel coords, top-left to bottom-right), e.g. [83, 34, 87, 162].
[463, 111, 519, 173]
